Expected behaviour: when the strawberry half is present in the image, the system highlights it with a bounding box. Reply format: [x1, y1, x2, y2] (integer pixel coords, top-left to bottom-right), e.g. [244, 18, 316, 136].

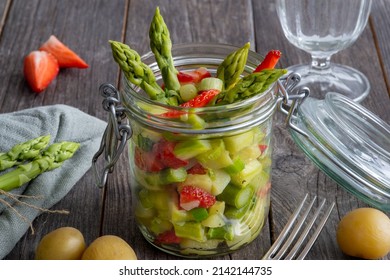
[23, 50, 59, 93]
[39, 35, 88, 69]
[179, 186, 216, 210]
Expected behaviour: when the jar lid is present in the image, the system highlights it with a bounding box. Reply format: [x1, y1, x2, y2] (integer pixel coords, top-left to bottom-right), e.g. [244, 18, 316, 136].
[289, 92, 390, 211]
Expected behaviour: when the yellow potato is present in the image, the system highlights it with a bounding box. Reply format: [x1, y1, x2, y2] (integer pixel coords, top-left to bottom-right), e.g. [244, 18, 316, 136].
[337, 207, 390, 259]
[81, 235, 137, 260]
[35, 227, 86, 260]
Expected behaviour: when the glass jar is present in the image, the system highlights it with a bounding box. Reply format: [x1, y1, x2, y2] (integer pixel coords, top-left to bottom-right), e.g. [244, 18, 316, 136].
[115, 43, 277, 257]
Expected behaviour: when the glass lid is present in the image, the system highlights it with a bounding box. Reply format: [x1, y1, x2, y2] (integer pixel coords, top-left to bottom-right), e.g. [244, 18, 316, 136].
[289, 92, 390, 211]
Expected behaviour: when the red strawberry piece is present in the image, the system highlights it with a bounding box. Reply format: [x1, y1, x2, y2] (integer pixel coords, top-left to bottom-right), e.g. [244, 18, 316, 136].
[155, 230, 181, 245]
[153, 139, 189, 169]
[23, 50, 59, 93]
[187, 163, 207, 175]
[39, 35, 88, 69]
[179, 186, 216, 210]
[134, 146, 164, 172]
[177, 67, 211, 84]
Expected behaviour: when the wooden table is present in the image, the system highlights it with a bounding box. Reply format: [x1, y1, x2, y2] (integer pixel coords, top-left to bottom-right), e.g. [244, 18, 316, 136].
[1, 0, 389, 260]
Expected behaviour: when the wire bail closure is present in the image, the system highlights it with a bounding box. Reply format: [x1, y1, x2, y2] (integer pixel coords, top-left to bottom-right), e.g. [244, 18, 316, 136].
[277, 72, 310, 137]
[92, 83, 132, 188]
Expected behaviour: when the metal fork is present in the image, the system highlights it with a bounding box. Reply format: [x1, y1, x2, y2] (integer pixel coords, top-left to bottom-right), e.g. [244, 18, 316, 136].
[262, 194, 335, 260]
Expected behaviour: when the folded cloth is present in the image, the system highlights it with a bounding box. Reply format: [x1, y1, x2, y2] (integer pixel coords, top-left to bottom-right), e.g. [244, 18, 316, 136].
[0, 104, 106, 259]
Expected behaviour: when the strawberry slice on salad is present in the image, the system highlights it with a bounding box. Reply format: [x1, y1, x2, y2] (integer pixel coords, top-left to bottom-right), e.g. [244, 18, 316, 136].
[39, 35, 88, 69]
[23, 50, 59, 93]
[179, 186, 216, 210]
[177, 67, 211, 84]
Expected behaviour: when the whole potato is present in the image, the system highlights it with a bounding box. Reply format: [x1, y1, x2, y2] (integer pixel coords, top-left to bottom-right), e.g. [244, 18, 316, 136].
[81, 235, 137, 260]
[35, 227, 86, 260]
[337, 207, 390, 259]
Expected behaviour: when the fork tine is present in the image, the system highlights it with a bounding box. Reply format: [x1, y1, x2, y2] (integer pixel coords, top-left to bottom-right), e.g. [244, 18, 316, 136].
[284, 197, 326, 259]
[261, 194, 309, 260]
[295, 201, 335, 260]
[273, 195, 317, 259]
[262, 194, 335, 260]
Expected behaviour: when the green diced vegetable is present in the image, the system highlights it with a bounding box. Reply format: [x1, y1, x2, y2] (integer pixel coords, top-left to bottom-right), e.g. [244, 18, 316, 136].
[173, 139, 211, 160]
[179, 173, 213, 193]
[197, 77, 223, 92]
[210, 169, 230, 195]
[208, 201, 226, 215]
[185, 113, 206, 129]
[150, 217, 173, 235]
[171, 203, 193, 224]
[231, 159, 262, 188]
[135, 202, 156, 219]
[201, 213, 226, 228]
[179, 84, 198, 101]
[190, 207, 209, 222]
[206, 224, 234, 241]
[223, 129, 254, 154]
[237, 144, 262, 163]
[217, 183, 254, 209]
[223, 156, 245, 174]
[162, 167, 187, 184]
[174, 222, 206, 242]
[224, 199, 253, 219]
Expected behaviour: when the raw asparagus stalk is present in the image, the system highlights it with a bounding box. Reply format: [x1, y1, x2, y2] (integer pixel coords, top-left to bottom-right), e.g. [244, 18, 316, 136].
[0, 141, 80, 192]
[149, 7, 180, 92]
[220, 68, 287, 104]
[0, 135, 51, 171]
[109, 40, 167, 102]
[217, 42, 250, 91]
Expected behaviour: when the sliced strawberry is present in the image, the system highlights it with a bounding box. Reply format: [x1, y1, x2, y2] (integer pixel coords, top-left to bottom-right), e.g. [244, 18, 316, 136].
[153, 139, 189, 169]
[187, 163, 207, 175]
[134, 146, 164, 172]
[177, 67, 211, 84]
[259, 144, 268, 155]
[23, 50, 59, 93]
[39, 35, 88, 69]
[179, 186, 216, 210]
[155, 230, 181, 244]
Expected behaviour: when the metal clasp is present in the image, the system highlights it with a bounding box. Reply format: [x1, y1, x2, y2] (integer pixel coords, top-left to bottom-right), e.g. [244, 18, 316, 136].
[92, 83, 132, 188]
[277, 72, 310, 138]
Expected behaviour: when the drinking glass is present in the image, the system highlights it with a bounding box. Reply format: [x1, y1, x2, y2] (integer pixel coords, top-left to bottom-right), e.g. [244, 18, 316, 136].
[276, 0, 372, 102]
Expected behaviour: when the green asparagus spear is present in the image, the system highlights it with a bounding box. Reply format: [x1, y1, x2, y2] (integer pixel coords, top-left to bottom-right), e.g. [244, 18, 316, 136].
[149, 7, 180, 92]
[0, 141, 80, 192]
[220, 68, 287, 104]
[217, 42, 250, 91]
[0, 135, 51, 171]
[109, 40, 167, 102]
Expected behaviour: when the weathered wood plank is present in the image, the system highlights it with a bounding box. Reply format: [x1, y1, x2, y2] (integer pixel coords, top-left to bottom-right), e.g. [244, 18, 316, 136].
[370, 0, 390, 97]
[3, 0, 126, 259]
[0, 0, 11, 37]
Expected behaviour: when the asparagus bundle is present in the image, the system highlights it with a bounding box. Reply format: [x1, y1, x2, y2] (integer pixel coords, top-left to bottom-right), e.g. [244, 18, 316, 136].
[221, 69, 287, 104]
[109, 40, 167, 102]
[217, 42, 250, 91]
[149, 7, 180, 92]
[0, 135, 50, 171]
[0, 141, 80, 192]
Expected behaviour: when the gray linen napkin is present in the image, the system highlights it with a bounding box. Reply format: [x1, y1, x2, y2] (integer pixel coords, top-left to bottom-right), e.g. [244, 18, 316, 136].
[0, 104, 106, 259]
